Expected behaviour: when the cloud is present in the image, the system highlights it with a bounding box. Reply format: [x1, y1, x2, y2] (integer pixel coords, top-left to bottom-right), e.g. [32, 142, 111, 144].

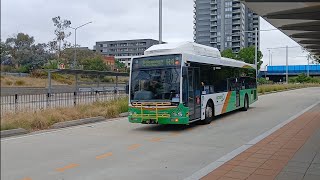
[1, 0, 307, 67]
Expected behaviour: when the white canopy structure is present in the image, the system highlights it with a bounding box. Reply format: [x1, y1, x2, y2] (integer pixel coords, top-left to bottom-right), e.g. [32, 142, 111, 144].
[145, 42, 221, 59]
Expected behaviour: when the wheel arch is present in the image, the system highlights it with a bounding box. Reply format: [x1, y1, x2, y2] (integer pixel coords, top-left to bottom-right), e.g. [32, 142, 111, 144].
[207, 98, 215, 115]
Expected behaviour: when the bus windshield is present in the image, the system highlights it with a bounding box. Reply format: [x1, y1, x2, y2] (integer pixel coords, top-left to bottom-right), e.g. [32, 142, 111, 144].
[130, 55, 181, 102]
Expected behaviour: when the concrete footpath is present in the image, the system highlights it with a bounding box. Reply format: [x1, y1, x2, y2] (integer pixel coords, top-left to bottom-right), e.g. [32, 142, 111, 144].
[202, 104, 320, 180]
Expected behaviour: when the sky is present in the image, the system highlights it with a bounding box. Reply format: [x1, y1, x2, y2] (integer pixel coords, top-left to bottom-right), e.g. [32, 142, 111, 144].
[1, 0, 313, 70]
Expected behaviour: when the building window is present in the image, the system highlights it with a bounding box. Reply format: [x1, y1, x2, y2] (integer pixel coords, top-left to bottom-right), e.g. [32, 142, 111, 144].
[225, 1, 232, 7]
[225, 13, 232, 18]
[225, 7, 232, 12]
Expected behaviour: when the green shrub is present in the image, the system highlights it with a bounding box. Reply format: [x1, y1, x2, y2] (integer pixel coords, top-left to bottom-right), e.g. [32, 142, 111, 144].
[1, 65, 16, 72]
[52, 73, 73, 85]
[17, 66, 30, 73]
[14, 80, 26, 86]
[5, 80, 13, 86]
[258, 78, 273, 85]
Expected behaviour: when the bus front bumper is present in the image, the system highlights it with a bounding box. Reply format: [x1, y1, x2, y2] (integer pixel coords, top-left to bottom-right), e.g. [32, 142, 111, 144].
[129, 116, 190, 125]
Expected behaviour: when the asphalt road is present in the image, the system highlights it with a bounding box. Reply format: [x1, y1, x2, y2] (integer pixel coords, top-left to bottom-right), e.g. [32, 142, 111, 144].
[1, 87, 320, 180]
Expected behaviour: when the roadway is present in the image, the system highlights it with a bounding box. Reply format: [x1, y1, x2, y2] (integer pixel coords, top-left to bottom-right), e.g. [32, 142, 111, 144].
[1, 87, 320, 180]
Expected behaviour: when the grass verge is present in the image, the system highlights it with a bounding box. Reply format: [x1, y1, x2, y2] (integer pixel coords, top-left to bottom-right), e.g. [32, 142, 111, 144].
[1, 97, 128, 131]
[258, 83, 320, 95]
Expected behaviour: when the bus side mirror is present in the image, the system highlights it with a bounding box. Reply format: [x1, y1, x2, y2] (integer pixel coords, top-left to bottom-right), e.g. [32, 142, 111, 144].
[182, 67, 188, 77]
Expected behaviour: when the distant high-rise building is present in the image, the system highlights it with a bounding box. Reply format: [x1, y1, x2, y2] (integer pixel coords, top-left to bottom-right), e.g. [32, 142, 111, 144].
[95, 39, 159, 67]
[193, 0, 260, 53]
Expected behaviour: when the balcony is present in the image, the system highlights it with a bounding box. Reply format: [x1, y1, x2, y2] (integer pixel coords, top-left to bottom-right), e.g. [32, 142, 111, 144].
[210, 29, 218, 33]
[233, 3, 241, 8]
[211, 22, 218, 26]
[233, 15, 241, 19]
[211, 17, 217, 21]
[211, 5, 217, 10]
[232, 9, 241, 14]
[210, 11, 217, 15]
[210, 0, 217, 4]
[233, 20, 240, 25]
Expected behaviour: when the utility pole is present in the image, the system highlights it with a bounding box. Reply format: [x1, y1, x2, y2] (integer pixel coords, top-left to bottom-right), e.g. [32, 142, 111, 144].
[286, 46, 289, 84]
[268, 50, 271, 65]
[265, 65, 268, 79]
[159, 0, 163, 44]
[307, 54, 310, 77]
[255, 28, 258, 81]
[70, 21, 92, 69]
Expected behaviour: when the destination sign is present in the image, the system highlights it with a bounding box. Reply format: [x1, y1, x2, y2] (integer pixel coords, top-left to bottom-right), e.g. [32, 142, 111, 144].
[133, 55, 181, 68]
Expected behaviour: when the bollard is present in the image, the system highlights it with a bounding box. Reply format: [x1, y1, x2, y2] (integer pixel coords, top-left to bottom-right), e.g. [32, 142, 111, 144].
[46, 93, 50, 108]
[74, 92, 77, 106]
[15, 94, 18, 113]
[95, 91, 99, 102]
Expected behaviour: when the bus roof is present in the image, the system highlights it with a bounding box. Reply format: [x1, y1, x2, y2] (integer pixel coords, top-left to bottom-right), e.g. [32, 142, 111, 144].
[184, 53, 255, 69]
[145, 42, 221, 59]
[144, 42, 255, 69]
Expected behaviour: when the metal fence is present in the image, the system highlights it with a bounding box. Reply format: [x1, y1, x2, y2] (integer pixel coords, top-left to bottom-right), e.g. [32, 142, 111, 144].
[1, 91, 127, 115]
[0, 72, 30, 77]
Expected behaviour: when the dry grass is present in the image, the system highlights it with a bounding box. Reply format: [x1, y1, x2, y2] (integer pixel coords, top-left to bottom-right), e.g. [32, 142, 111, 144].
[0, 75, 64, 87]
[1, 97, 128, 131]
[258, 83, 320, 94]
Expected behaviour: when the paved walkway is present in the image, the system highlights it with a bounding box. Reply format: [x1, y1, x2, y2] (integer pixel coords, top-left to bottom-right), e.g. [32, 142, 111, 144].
[202, 104, 320, 180]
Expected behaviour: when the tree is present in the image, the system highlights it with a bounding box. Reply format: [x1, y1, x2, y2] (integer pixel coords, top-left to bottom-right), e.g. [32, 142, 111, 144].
[115, 60, 125, 69]
[82, 56, 110, 71]
[2, 33, 52, 71]
[0, 41, 13, 65]
[220, 46, 263, 70]
[61, 48, 95, 66]
[221, 49, 238, 59]
[312, 55, 320, 64]
[49, 16, 72, 59]
[237, 46, 263, 70]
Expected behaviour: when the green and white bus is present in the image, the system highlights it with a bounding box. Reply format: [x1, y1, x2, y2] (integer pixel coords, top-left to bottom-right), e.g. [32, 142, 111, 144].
[128, 42, 257, 125]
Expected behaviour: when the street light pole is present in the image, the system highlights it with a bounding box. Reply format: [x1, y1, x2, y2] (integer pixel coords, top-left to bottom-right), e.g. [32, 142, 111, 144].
[159, 0, 163, 44]
[268, 50, 271, 65]
[255, 28, 258, 81]
[286, 46, 289, 84]
[265, 64, 268, 79]
[70, 21, 92, 69]
[307, 54, 310, 77]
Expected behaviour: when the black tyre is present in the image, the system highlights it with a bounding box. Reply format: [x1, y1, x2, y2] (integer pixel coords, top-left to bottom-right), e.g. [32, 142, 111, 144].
[242, 95, 249, 111]
[201, 102, 214, 124]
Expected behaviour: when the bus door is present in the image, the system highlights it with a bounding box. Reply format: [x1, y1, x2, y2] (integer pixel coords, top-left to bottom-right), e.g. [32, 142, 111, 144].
[235, 78, 240, 107]
[187, 67, 201, 120]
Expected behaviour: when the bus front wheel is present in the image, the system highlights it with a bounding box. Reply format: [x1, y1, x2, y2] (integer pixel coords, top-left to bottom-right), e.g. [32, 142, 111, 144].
[202, 102, 214, 124]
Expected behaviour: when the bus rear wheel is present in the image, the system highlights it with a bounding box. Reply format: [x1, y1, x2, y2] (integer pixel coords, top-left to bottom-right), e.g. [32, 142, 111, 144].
[242, 95, 249, 111]
[202, 102, 214, 124]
